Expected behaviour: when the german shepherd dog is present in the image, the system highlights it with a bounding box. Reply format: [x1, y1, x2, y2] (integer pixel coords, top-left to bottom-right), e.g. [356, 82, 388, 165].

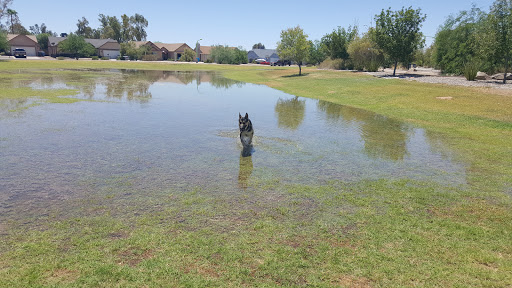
[239, 113, 254, 148]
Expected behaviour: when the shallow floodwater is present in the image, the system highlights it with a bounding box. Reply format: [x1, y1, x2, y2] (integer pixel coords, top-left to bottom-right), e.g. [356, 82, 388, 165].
[0, 70, 466, 221]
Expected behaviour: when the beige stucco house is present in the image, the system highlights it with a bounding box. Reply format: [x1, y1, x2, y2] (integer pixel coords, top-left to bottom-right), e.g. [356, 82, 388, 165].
[48, 36, 121, 58]
[155, 43, 192, 61]
[7, 34, 40, 56]
[86, 39, 121, 59]
[199, 46, 212, 62]
[133, 41, 163, 60]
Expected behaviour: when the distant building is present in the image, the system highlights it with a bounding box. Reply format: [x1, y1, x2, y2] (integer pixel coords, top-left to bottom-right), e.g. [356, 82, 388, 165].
[198, 46, 212, 62]
[247, 49, 279, 63]
[48, 36, 120, 59]
[155, 43, 192, 61]
[7, 34, 40, 56]
[132, 41, 163, 60]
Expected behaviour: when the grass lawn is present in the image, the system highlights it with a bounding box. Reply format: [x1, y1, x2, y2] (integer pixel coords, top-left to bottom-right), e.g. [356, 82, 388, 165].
[1, 60, 511, 287]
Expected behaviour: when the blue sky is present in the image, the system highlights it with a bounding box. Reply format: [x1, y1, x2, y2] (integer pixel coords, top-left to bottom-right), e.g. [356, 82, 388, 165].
[13, 0, 493, 50]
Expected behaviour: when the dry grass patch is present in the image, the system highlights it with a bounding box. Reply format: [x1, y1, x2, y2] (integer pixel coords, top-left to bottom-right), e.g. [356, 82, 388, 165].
[44, 269, 80, 285]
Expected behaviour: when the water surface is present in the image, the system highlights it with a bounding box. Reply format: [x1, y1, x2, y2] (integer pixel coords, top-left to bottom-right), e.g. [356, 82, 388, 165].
[0, 69, 466, 222]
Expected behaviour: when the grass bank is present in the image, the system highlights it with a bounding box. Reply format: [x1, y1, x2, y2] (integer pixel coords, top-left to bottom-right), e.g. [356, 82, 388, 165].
[1, 60, 511, 287]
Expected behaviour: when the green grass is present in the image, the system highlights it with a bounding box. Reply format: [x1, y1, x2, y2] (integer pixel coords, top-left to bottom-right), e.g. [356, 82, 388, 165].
[0, 60, 511, 287]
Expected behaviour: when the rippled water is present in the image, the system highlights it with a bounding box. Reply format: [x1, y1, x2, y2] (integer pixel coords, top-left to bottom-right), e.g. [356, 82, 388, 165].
[0, 69, 467, 221]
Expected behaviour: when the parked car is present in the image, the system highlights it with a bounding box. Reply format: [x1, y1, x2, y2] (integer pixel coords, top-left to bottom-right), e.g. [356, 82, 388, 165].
[254, 58, 266, 64]
[13, 48, 26, 58]
[259, 61, 270, 65]
[272, 60, 291, 66]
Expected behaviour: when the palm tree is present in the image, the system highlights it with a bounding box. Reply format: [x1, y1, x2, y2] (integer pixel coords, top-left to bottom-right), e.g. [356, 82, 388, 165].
[7, 9, 17, 34]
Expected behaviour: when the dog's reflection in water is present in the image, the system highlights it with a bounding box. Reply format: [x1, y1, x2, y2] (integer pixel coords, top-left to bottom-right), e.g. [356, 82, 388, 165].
[238, 146, 253, 189]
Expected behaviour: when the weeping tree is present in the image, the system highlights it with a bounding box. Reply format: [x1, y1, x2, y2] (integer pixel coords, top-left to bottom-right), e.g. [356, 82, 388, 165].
[374, 6, 426, 76]
[432, 7, 488, 74]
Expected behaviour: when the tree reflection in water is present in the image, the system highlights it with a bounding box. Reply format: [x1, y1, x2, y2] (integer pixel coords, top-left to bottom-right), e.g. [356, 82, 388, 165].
[4, 69, 245, 105]
[274, 96, 306, 130]
[317, 100, 410, 161]
[238, 151, 253, 190]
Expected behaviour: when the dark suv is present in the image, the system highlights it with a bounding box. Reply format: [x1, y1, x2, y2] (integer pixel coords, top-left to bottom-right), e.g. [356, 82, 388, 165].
[272, 60, 291, 66]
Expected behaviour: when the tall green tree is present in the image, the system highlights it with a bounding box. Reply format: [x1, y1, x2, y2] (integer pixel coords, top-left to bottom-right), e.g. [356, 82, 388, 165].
[29, 23, 41, 34]
[36, 33, 49, 51]
[120, 14, 132, 42]
[234, 47, 248, 64]
[320, 25, 358, 60]
[307, 40, 326, 65]
[30, 23, 55, 36]
[76, 13, 147, 42]
[277, 25, 309, 75]
[489, 0, 512, 83]
[432, 7, 487, 74]
[374, 7, 426, 76]
[130, 13, 148, 41]
[252, 43, 265, 49]
[98, 14, 119, 40]
[58, 33, 96, 59]
[0, 0, 13, 31]
[76, 17, 93, 38]
[6, 8, 17, 33]
[107, 16, 121, 42]
[347, 29, 384, 71]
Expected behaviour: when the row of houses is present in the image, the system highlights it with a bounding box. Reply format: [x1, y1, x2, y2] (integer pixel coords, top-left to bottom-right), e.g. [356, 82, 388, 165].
[6, 34, 280, 63]
[5, 34, 214, 61]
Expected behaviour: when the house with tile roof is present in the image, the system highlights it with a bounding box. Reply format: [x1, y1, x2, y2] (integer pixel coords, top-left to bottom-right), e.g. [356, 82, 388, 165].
[247, 49, 279, 63]
[7, 34, 40, 56]
[198, 46, 212, 62]
[133, 41, 163, 60]
[154, 43, 192, 61]
[48, 36, 120, 58]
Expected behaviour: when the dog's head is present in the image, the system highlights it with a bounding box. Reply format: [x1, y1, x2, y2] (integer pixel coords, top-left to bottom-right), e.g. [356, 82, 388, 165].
[239, 113, 251, 131]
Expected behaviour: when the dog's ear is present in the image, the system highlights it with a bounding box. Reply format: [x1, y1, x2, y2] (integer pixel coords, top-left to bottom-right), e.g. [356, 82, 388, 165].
[245, 113, 249, 119]
[239, 113, 242, 119]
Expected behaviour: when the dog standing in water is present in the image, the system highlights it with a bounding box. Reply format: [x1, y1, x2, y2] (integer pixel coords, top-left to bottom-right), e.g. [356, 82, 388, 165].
[239, 113, 254, 148]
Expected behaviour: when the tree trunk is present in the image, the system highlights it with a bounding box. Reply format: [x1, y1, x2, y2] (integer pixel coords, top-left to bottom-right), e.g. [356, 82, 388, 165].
[299, 64, 302, 76]
[393, 60, 398, 76]
[504, 54, 509, 84]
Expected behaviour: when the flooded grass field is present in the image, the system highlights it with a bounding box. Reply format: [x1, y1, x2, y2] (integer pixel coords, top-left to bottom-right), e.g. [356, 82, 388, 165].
[1, 70, 466, 221]
[1, 68, 510, 287]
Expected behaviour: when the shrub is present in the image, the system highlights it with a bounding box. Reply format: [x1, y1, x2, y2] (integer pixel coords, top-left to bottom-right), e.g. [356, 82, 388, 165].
[318, 58, 346, 70]
[101, 57, 109, 60]
[210, 45, 247, 64]
[91, 56, 99, 60]
[464, 62, 478, 81]
[57, 56, 65, 60]
[367, 60, 381, 72]
[234, 48, 248, 64]
[180, 48, 196, 62]
[141, 54, 158, 61]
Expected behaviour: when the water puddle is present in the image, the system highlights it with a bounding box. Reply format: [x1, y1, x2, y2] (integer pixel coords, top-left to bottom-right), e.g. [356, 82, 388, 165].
[0, 69, 467, 221]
